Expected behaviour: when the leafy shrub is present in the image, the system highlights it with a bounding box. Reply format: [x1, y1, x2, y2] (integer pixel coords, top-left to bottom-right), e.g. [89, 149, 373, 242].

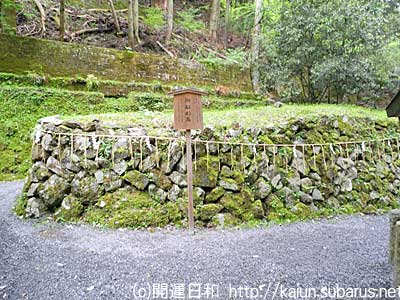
[195, 48, 249, 68]
[142, 7, 165, 31]
[128, 92, 167, 111]
[176, 8, 205, 32]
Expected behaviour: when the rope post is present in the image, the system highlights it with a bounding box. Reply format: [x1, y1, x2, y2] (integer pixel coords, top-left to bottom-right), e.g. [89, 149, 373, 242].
[186, 129, 195, 232]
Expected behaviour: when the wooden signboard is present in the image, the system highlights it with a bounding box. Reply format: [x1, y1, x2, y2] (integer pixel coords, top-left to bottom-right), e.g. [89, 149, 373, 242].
[171, 89, 205, 130]
[169, 88, 207, 232]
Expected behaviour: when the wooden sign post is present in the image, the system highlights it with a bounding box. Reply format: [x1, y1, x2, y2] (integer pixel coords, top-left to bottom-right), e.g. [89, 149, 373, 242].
[169, 88, 206, 231]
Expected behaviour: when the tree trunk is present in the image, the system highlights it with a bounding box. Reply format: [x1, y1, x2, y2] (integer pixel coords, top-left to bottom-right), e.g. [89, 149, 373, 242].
[133, 0, 140, 44]
[251, 0, 263, 94]
[108, 0, 121, 34]
[224, 0, 230, 49]
[59, 0, 65, 41]
[33, 0, 46, 34]
[128, 0, 135, 48]
[209, 0, 220, 41]
[166, 0, 173, 41]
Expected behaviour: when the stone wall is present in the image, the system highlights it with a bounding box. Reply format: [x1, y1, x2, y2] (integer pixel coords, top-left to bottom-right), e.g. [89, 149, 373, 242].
[0, 34, 252, 91]
[22, 115, 400, 228]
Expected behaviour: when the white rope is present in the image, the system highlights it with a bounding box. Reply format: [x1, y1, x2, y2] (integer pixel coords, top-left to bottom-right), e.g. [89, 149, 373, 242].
[42, 131, 400, 150]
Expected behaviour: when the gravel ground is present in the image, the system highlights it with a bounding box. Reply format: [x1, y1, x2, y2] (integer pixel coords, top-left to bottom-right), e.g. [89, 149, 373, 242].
[0, 181, 396, 300]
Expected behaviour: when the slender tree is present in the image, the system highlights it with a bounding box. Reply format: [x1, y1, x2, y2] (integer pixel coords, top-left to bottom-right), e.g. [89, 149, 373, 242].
[166, 0, 173, 41]
[252, 0, 263, 94]
[128, 0, 140, 48]
[108, 0, 122, 34]
[209, 0, 220, 41]
[133, 0, 140, 43]
[128, 0, 135, 48]
[59, 0, 65, 41]
[224, 0, 231, 48]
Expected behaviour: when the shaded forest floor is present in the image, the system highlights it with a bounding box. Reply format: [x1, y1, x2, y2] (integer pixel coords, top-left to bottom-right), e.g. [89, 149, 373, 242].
[16, 0, 249, 62]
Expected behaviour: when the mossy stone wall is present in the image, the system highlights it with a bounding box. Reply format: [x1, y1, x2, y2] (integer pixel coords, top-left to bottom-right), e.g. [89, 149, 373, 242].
[0, 34, 252, 91]
[20, 115, 400, 228]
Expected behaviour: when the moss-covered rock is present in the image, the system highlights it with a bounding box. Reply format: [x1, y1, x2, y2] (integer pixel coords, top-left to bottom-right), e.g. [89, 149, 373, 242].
[71, 175, 104, 205]
[251, 200, 265, 219]
[123, 170, 149, 190]
[205, 187, 225, 203]
[55, 195, 84, 222]
[193, 156, 219, 188]
[254, 178, 272, 200]
[84, 190, 181, 228]
[219, 178, 240, 191]
[291, 202, 312, 218]
[38, 174, 70, 208]
[149, 169, 173, 190]
[199, 204, 224, 221]
[220, 193, 245, 217]
[211, 213, 239, 227]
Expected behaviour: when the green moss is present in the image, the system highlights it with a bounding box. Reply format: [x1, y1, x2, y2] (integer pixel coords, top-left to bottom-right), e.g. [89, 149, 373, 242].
[220, 193, 244, 216]
[0, 34, 252, 91]
[84, 190, 183, 228]
[205, 187, 225, 203]
[14, 193, 28, 216]
[193, 156, 219, 188]
[123, 170, 149, 190]
[55, 196, 84, 222]
[211, 212, 239, 227]
[199, 204, 224, 221]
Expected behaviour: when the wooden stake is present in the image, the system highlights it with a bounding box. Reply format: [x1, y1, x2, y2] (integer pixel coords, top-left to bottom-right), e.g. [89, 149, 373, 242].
[186, 129, 195, 232]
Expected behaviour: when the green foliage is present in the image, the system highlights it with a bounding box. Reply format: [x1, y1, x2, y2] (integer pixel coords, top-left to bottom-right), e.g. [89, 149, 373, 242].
[176, 8, 206, 32]
[142, 7, 165, 31]
[229, 2, 254, 35]
[260, 0, 399, 103]
[128, 92, 168, 111]
[372, 40, 400, 93]
[85, 74, 100, 91]
[195, 48, 249, 68]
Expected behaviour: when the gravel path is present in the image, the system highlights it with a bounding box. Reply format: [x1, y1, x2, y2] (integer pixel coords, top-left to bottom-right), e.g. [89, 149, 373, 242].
[0, 181, 395, 300]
